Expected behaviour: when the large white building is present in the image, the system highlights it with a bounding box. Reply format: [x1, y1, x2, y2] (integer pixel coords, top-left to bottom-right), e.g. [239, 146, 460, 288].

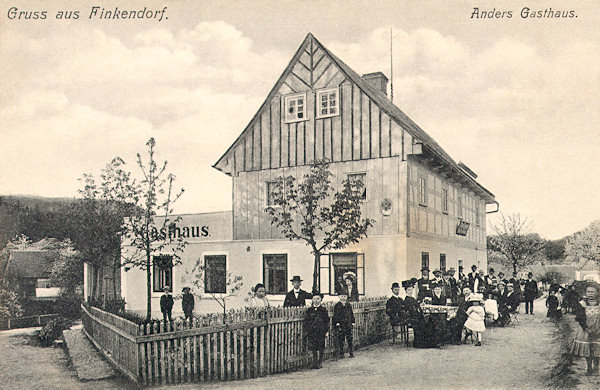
[121, 33, 498, 317]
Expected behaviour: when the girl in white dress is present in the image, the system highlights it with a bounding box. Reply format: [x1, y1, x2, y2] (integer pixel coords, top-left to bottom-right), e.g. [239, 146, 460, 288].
[464, 293, 486, 346]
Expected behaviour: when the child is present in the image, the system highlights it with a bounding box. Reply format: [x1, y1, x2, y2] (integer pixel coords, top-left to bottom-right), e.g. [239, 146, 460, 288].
[546, 286, 562, 320]
[305, 292, 330, 368]
[333, 291, 355, 358]
[572, 284, 600, 375]
[464, 293, 486, 346]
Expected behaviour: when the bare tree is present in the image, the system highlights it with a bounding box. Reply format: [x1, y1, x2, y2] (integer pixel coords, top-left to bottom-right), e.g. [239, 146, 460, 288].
[265, 160, 374, 293]
[91, 138, 187, 321]
[488, 213, 545, 273]
[183, 260, 244, 323]
[565, 220, 600, 267]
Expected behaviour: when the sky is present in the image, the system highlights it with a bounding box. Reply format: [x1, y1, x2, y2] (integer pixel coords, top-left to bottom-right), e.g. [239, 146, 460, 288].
[0, 0, 598, 240]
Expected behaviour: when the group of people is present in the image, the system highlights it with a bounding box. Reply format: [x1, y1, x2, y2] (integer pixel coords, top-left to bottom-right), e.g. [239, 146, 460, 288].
[385, 265, 540, 348]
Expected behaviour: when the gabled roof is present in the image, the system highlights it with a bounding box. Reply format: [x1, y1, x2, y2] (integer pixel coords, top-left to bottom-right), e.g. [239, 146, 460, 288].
[213, 33, 495, 202]
[6, 250, 55, 278]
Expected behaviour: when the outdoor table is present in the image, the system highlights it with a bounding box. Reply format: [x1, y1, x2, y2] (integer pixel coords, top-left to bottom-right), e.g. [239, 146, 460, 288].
[421, 304, 458, 319]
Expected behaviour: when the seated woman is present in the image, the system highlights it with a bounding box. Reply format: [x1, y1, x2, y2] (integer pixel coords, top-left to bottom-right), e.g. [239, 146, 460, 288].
[403, 280, 436, 348]
[430, 284, 448, 346]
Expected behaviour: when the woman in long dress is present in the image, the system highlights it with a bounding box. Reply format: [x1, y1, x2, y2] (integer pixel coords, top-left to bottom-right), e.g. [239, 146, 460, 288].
[572, 284, 600, 375]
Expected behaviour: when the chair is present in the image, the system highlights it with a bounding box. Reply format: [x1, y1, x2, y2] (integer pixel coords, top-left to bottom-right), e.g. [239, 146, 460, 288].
[509, 307, 520, 327]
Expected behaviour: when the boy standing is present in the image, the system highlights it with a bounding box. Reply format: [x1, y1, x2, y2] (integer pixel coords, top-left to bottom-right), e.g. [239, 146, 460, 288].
[305, 292, 330, 368]
[181, 287, 194, 323]
[333, 292, 355, 358]
[160, 286, 174, 329]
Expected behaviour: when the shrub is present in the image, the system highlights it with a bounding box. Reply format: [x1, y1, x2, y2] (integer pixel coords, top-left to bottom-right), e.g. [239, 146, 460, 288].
[0, 287, 24, 319]
[38, 317, 72, 347]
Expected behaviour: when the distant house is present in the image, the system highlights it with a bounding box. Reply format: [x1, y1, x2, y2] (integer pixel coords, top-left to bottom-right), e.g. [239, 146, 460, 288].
[6, 239, 62, 300]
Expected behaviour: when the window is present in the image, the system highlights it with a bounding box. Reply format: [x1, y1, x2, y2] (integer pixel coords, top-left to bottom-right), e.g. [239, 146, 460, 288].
[348, 173, 367, 201]
[421, 252, 430, 270]
[266, 180, 290, 206]
[442, 188, 449, 214]
[153, 255, 173, 292]
[475, 204, 480, 226]
[457, 195, 463, 218]
[331, 252, 364, 295]
[204, 255, 226, 293]
[440, 254, 446, 272]
[316, 88, 339, 118]
[36, 278, 51, 288]
[266, 181, 278, 206]
[418, 176, 427, 206]
[283, 93, 306, 123]
[263, 254, 287, 294]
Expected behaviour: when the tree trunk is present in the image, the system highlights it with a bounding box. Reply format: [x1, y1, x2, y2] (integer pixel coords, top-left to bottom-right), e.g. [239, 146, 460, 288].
[312, 251, 320, 294]
[146, 245, 152, 322]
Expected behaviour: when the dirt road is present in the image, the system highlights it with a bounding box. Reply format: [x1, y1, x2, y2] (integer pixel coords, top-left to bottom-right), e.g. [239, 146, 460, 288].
[0, 327, 135, 390]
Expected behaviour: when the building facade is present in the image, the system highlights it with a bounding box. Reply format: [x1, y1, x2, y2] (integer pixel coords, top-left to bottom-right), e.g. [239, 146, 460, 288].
[121, 34, 497, 316]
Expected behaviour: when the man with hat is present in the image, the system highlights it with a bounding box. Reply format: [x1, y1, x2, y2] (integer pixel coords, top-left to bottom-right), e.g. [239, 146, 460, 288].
[417, 268, 433, 302]
[431, 269, 443, 285]
[181, 286, 194, 323]
[283, 275, 312, 307]
[386, 282, 405, 344]
[468, 265, 478, 291]
[447, 268, 459, 303]
[523, 272, 539, 314]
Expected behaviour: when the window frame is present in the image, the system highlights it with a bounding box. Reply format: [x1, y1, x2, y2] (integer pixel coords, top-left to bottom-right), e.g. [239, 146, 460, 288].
[347, 172, 367, 202]
[283, 92, 308, 123]
[475, 203, 480, 226]
[421, 252, 430, 270]
[316, 88, 339, 119]
[418, 175, 427, 206]
[204, 254, 227, 294]
[457, 194, 463, 218]
[442, 187, 449, 214]
[440, 254, 447, 272]
[152, 254, 173, 293]
[262, 253, 288, 295]
[328, 252, 365, 296]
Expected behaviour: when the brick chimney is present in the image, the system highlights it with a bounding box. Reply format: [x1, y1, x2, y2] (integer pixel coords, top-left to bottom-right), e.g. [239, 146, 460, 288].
[362, 72, 388, 95]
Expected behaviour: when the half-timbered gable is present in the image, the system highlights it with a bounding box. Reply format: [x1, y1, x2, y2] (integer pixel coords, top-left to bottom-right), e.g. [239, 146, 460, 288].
[214, 33, 496, 244]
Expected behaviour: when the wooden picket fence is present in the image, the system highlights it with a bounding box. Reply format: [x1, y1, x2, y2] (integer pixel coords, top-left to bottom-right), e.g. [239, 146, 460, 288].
[82, 298, 390, 386]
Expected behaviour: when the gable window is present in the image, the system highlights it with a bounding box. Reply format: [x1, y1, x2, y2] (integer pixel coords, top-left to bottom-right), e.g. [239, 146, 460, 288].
[204, 255, 226, 294]
[442, 188, 449, 214]
[283, 93, 306, 123]
[418, 175, 427, 206]
[316, 88, 339, 118]
[347, 173, 367, 201]
[153, 255, 173, 292]
[263, 254, 287, 294]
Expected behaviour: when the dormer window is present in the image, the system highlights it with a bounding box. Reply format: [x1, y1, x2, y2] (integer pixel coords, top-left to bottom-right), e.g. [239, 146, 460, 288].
[316, 88, 339, 118]
[283, 93, 307, 123]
